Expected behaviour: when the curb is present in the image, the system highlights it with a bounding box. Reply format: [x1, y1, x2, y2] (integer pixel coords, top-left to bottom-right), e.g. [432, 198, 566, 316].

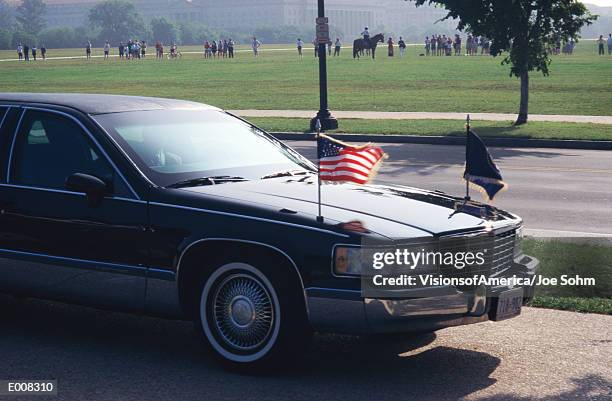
[271, 132, 612, 150]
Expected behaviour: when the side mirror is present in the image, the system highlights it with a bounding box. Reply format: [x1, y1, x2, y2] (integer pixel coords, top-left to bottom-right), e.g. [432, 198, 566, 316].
[66, 173, 108, 207]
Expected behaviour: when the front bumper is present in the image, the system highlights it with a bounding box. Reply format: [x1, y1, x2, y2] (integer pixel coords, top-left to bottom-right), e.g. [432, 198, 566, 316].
[306, 254, 539, 334]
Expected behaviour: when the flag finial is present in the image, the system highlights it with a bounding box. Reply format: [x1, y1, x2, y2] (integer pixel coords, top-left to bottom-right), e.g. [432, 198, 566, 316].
[315, 119, 322, 134]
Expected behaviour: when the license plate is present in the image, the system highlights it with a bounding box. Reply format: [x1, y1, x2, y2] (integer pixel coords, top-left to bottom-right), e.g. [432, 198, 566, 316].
[492, 288, 524, 321]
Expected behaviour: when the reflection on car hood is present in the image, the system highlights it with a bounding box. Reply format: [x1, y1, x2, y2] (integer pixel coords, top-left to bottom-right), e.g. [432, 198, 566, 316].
[180, 178, 519, 238]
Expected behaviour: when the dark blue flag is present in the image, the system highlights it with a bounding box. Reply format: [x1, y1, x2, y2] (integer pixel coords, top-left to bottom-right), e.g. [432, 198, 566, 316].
[464, 130, 507, 201]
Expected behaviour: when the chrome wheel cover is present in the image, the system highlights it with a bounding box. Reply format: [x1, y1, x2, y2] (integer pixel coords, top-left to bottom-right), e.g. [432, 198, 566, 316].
[201, 263, 281, 363]
[212, 274, 274, 351]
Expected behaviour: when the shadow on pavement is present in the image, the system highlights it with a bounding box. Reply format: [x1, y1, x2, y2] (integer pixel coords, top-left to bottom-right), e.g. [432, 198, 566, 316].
[0, 294, 501, 401]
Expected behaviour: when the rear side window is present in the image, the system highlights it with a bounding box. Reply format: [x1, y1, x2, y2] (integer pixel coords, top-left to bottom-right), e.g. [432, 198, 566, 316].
[0, 108, 7, 127]
[0, 107, 9, 181]
[10, 110, 128, 196]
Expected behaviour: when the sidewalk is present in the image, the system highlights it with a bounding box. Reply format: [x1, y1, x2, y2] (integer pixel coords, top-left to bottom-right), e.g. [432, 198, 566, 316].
[230, 110, 612, 125]
[0, 46, 352, 63]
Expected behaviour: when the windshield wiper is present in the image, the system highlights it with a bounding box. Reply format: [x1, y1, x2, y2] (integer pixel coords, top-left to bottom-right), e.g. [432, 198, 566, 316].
[167, 176, 247, 189]
[261, 170, 314, 180]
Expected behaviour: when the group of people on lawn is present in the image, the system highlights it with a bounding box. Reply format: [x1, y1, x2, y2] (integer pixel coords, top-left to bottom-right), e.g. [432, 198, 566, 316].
[203, 39, 237, 58]
[297, 38, 343, 58]
[425, 34, 491, 56]
[16, 43, 47, 61]
[597, 34, 612, 55]
[15, 30, 612, 62]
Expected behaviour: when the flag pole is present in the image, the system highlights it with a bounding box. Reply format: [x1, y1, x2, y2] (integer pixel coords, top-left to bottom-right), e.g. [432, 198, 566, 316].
[465, 114, 471, 201]
[315, 119, 324, 222]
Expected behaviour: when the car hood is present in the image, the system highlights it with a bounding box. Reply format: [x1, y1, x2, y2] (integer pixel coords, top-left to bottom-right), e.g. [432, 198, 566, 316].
[180, 177, 519, 239]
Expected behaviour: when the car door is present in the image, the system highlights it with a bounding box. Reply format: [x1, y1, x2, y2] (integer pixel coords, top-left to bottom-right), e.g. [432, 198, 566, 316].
[0, 108, 148, 312]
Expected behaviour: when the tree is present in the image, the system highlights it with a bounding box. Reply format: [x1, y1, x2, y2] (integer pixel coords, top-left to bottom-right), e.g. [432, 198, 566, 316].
[411, 0, 596, 125]
[0, 0, 14, 31]
[0, 29, 11, 49]
[39, 27, 79, 48]
[253, 25, 314, 44]
[88, 0, 145, 44]
[11, 28, 37, 47]
[15, 0, 46, 37]
[151, 17, 178, 44]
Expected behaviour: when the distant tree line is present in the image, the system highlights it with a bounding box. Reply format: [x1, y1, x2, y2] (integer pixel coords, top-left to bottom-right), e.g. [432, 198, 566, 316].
[1, 0, 607, 51]
[0, 0, 343, 49]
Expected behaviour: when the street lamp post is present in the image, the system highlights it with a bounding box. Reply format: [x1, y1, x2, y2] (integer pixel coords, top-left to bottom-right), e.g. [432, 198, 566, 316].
[310, 0, 338, 132]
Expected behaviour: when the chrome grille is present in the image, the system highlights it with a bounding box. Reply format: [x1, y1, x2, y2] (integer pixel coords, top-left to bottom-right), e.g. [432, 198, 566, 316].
[491, 229, 516, 276]
[437, 228, 517, 286]
[438, 234, 494, 280]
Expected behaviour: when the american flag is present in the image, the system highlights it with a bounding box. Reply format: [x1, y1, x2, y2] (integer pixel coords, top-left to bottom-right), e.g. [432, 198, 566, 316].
[317, 134, 387, 184]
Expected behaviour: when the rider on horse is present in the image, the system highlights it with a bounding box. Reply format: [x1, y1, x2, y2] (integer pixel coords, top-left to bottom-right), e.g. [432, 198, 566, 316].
[362, 27, 372, 50]
[353, 31, 383, 59]
[362, 27, 370, 40]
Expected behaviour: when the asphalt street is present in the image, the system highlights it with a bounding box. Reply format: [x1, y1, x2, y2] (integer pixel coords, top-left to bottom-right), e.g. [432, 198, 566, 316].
[286, 141, 612, 236]
[0, 294, 610, 401]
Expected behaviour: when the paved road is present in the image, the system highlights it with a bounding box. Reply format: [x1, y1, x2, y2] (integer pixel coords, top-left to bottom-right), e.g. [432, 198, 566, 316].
[0, 46, 358, 63]
[286, 141, 612, 235]
[235, 110, 612, 124]
[0, 294, 609, 401]
[0, 44, 445, 63]
[0, 48, 300, 62]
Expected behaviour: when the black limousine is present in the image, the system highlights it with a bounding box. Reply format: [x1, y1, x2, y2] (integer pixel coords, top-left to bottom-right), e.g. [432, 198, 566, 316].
[0, 93, 538, 369]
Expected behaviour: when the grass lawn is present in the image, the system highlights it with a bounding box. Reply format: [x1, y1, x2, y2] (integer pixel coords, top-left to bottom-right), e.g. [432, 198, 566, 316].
[523, 238, 612, 314]
[0, 42, 610, 117]
[531, 296, 612, 314]
[248, 117, 612, 141]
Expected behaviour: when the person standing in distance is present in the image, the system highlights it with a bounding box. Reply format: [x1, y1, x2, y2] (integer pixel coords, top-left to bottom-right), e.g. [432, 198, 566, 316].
[387, 37, 394, 57]
[398, 37, 406, 57]
[104, 41, 110, 59]
[228, 38, 235, 58]
[296, 38, 304, 59]
[251, 37, 261, 57]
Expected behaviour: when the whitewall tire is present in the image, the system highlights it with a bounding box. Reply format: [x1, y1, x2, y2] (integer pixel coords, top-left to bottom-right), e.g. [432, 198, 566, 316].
[199, 262, 282, 364]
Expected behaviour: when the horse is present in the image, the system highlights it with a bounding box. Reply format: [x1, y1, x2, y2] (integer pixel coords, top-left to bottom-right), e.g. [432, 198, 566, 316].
[353, 33, 384, 59]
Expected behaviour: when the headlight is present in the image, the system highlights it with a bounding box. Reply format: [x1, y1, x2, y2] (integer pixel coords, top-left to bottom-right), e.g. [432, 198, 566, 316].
[334, 246, 362, 276]
[514, 226, 524, 258]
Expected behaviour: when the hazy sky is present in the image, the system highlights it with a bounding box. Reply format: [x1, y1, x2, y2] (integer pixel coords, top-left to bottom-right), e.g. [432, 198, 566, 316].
[587, 0, 612, 6]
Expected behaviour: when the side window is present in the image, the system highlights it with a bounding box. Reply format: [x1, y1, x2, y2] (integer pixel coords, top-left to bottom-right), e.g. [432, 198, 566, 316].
[0, 107, 9, 182]
[10, 111, 126, 195]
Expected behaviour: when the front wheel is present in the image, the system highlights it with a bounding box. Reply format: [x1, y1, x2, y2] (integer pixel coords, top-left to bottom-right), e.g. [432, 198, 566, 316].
[197, 262, 310, 370]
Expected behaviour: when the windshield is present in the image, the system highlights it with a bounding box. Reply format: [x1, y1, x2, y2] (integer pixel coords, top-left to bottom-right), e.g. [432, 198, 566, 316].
[93, 110, 313, 187]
